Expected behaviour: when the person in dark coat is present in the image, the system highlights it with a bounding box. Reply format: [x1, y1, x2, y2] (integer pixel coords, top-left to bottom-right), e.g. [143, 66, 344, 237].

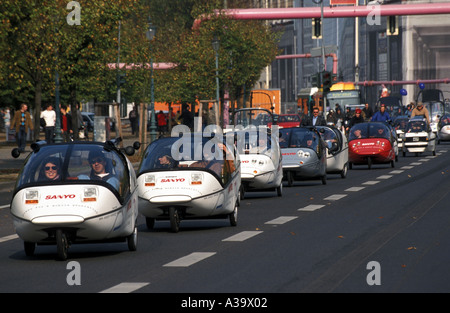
[301, 107, 327, 127]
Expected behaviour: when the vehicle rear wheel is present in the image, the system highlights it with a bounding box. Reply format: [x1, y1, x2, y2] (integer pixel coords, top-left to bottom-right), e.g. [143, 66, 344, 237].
[276, 183, 283, 197]
[391, 160, 395, 168]
[56, 229, 69, 261]
[24, 242, 35, 257]
[127, 226, 138, 251]
[367, 157, 372, 170]
[321, 174, 327, 185]
[229, 203, 238, 227]
[287, 171, 294, 186]
[340, 163, 348, 178]
[169, 206, 180, 233]
[145, 217, 155, 230]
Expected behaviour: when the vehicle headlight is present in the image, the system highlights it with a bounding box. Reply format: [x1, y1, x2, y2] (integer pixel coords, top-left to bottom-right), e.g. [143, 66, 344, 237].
[145, 175, 156, 187]
[191, 173, 203, 185]
[83, 187, 98, 202]
[258, 160, 265, 166]
[297, 151, 310, 158]
[25, 190, 39, 204]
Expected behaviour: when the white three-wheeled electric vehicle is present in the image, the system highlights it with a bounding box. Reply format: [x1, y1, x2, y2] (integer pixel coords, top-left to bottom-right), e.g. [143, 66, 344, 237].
[10, 139, 139, 260]
[137, 134, 241, 232]
[230, 108, 283, 198]
[402, 117, 436, 156]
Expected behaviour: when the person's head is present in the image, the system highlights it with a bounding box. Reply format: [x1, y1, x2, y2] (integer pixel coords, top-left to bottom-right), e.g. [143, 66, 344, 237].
[20, 103, 27, 112]
[158, 155, 172, 165]
[355, 108, 362, 117]
[43, 157, 61, 180]
[60, 104, 67, 114]
[46, 104, 53, 111]
[312, 107, 319, 117]
[89, 152, 107, 175]
[380, 104, 386, 112]
[353, 129, 361, 137]
[377, 127, 384, 135]
[365, 103, 369, 109]
[417, 102, 424, 110]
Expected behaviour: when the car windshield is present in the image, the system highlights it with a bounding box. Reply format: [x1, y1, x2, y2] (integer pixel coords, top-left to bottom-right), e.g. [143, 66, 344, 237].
[349, 123, 390, 141]
[280, 128, 319, 151]
[406, 120, 427, 133]
[233, 109, 273, 127]
[15, 143, 129, 196]
[440, 115, 450, 126]
[138, 136, 236, 185]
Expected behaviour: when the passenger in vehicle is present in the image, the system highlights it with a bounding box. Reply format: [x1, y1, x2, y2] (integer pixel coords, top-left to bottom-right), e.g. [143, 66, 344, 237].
[87, 151, 120, 190]
[42, 157, 61, 181]
[157, 155, 178, 169]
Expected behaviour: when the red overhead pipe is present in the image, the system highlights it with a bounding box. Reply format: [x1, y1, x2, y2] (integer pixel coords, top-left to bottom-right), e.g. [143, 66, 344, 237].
[193, 3, 450, 29]
[357, 79, 450, 86]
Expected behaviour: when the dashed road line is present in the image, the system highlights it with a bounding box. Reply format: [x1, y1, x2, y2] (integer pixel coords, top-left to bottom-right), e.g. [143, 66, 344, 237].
[0, 234, 18, 243]
[298, 204, 325, 212]
[363, 180, 380, 185]
[265, 216, 298, 225]
[345, 186, 365, 192]
[390, 170, 404, 174]
[419, 158, 430, 162]
[401, 166, 414, 169]
[377, 175, 393, 180]
[324, 194, 347, 201]
[100, 282, 149, 293]
[163, 252, 216, 267]
[0, 204, 9, 210]
[222, 231, 263, 242]
[410, 162, 422, 166]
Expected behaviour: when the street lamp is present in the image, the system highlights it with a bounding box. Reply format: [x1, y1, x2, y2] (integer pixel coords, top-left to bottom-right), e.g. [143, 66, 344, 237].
[212, 36, 220, 126]
[146, 18, 157, 142]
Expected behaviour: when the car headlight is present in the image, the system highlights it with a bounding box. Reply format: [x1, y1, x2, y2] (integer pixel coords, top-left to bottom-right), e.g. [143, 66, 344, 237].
[83, 187, 98, 202]
[25, 190, 39, 204]
[297, 151, 310, 158]
[145, 175, 156, 187]
[191, 173, 203, 185]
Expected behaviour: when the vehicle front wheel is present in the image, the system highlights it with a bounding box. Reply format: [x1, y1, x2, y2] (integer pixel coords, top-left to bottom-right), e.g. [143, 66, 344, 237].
[340, 163, 348, 178]
[127, 226, 138, 251]
[229, 204, 238, 227]
[56, 229, 69, 261]
[169, 206, 180, 233]
[276, 183, 283, 197]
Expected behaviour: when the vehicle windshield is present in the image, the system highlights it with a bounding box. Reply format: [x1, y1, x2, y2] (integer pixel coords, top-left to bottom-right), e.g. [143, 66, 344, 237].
[280, 128, 319, 152]
[15, 143, 129, 196]
[138, 136, 236, 185]
[406, 120, 428, 133]
[439, 114, 450, 126]
[233, 109, 273, 127]
[393, 118, 409, 131]
[348, 123, 391, 141]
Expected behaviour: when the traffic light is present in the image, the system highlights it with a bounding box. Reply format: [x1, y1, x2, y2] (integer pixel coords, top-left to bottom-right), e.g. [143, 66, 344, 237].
[322, 71, 332, 93]
[116, 72, 126, 88]
[312, 18, 322, 39]
[387, 16, 398, 36]
[311, 72, 321, 88]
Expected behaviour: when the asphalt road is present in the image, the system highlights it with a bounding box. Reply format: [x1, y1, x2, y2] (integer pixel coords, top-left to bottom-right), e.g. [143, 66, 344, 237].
[1, 143, 450, 296]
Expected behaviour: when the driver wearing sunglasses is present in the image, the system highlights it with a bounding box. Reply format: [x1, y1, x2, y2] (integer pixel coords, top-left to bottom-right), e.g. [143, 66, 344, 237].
[42, 157, 61, 181]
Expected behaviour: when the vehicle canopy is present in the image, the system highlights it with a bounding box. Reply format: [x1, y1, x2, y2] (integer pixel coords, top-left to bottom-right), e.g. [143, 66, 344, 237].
[279, 127, 323, 155]
[439, 113, 450, 127]
[393, 117, 409, 131]
[377, 96, 404, 117]
[137, 135, 238, 186]
[348, 122, 393, 141]
[406, 119, 428, 133]
[14, 141, 131, 203]
[233, 108, 274, 128]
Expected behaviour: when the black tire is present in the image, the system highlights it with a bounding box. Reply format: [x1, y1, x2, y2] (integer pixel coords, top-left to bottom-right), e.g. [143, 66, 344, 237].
[145, 217, 155, 230]
[127, 226, 138, 251]
[24, 242, 35, 257]
[276, 183, 283, 197]
[340, 163, 348, 178]
[368, 157, 372, 170]
[169, 206, 180, 233]
[321, 174, 327, 185]
[229, 204, 238, 227]
[287, 171, 294, 186]
[56, 229, 68, 261]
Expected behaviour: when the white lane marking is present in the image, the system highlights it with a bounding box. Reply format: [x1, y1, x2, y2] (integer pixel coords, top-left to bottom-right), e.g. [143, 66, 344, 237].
[222, 231, 263, 242]
[0, 204, 9, 210]
[390, 170, 404, 174]
[419, 158, 430, 162]
[345, 186, 365, 192]
[0, 234, 19, 243]
[265, 216, 298, 225]
[298, 204, 324, 212]
[410, 162, 422, 166]
[100, 282, 149, 293]
[324, 194, 347, 201]
[163, 252, 216, 267]
[426, 155, 436, 159]
[401, 166, 414, 169]
[377, 175, 392, 180]
[363, 181, 380, 185]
